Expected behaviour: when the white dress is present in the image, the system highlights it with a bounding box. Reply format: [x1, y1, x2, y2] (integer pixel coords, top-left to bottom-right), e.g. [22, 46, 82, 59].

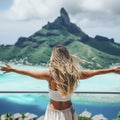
[44, 88, 78, 120]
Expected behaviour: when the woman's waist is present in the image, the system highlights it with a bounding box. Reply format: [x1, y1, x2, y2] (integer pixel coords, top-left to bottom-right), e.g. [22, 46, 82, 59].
[49, 99, 72, 110]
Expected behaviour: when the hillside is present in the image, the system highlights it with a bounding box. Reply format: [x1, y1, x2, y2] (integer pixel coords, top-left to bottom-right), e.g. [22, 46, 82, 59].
[0, 8, 120, 69]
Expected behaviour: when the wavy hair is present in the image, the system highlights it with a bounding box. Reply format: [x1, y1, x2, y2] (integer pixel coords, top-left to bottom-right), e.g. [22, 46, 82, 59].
[50, 45, 83, 96]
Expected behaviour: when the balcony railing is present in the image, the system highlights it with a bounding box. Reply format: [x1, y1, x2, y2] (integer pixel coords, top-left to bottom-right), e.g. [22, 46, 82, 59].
[0, 91, 120, 94]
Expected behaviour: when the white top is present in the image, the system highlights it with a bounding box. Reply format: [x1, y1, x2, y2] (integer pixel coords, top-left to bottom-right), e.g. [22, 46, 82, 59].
[49, 88, 71, 101]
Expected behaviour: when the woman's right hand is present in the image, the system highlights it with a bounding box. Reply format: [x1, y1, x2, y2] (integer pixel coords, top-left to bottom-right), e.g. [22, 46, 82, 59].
[0, 64, 13, 73]
[112, 66, 120, 74]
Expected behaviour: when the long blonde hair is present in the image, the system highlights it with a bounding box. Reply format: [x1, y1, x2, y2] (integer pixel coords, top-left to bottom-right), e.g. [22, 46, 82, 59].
[50, 45, 83, 96]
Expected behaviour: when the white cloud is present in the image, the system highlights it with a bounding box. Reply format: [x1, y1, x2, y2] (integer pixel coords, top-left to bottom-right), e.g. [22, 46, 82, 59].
[1, 0, 120, 26]
[2, 0, 63, 20]
[0, 19, 47, 45]
[62, 0, 120, 14]
[62, 0, 120, 26]
[0, 0, 120, 44]
[81, 0, 103, 12]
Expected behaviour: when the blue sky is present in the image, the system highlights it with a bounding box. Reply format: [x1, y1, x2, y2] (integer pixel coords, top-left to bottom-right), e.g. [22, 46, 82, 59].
[0, 0, 120, 45]
[0, 0, 13, 10]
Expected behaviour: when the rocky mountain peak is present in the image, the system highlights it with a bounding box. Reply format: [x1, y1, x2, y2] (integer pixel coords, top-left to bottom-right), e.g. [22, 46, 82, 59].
[60, 7, 70, 25]
[43, 8, 83, 35]
[43, 7, 71, 29]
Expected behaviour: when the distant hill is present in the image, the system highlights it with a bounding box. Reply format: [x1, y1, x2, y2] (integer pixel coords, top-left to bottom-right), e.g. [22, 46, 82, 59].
[0, 8, 120, 69]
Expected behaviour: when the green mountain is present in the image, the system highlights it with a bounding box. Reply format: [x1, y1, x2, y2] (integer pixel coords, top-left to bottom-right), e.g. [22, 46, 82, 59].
[0, 8, 120, 69]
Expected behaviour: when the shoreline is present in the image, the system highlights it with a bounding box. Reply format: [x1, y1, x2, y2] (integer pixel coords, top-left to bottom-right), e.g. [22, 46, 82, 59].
[0, 61, 49, 68]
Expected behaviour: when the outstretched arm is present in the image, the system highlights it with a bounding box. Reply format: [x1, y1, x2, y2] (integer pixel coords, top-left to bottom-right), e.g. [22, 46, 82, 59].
[80, 67, 120, 80]
[1, 64, 50, 81]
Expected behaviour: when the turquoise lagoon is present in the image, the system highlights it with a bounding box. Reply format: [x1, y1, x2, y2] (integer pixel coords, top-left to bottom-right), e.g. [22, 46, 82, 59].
[0, 64, 120, 119]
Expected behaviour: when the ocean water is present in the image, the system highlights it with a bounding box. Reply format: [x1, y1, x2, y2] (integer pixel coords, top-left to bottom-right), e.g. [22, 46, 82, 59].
[0, 64, 120, 119]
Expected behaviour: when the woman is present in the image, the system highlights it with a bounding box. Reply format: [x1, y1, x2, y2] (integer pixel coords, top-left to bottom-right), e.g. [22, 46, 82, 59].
[1, 44, 120, 120]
